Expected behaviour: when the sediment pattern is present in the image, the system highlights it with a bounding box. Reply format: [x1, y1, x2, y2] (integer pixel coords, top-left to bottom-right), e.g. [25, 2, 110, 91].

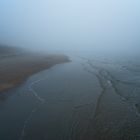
[16, 55, 140, 140]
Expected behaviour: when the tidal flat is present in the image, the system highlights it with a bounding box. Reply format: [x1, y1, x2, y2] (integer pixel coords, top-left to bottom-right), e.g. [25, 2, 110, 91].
[0, 48, 140, 140]
[0, 46, 69, 92]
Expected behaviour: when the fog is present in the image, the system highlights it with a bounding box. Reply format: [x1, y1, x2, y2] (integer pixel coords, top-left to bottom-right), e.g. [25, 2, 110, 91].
[0, 0, 140, 56]
[1, 1, 140, 139]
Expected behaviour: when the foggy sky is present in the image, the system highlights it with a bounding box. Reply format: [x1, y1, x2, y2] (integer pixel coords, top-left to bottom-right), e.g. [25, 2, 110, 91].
[0, 0, 140, 53]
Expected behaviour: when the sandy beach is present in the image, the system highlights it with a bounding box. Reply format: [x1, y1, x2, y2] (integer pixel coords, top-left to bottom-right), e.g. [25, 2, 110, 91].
[0, 46, 69, 92]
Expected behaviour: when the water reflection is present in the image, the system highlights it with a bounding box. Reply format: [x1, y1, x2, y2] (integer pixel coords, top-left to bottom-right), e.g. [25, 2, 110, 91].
[0, 52, 140, 140]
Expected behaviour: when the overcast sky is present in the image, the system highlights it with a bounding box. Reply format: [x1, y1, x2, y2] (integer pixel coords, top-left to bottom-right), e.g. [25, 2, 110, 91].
[0, 0, 140, 53]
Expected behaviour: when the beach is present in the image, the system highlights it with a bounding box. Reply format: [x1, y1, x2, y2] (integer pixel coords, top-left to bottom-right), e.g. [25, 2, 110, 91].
[0, 46, 69, 92]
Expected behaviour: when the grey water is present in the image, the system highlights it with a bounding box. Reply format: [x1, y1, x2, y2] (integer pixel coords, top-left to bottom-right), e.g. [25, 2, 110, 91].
[0, 48, 140, 140]
[1, 0, 140, 139]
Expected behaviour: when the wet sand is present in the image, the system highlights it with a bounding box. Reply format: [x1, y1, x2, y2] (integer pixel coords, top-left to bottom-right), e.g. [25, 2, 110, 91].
[0, 48, 140, 140]
[0, 46, 69, 92]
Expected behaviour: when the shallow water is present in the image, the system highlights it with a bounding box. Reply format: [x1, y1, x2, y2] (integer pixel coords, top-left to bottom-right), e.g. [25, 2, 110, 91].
[0, 49, 140, 140]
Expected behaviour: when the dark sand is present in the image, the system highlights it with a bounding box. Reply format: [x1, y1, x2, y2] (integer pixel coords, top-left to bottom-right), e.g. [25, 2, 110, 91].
[0, 46, 69, 92]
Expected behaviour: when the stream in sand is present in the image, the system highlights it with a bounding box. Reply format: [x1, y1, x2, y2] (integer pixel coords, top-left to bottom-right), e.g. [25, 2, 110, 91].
[0, 49, 140, 140]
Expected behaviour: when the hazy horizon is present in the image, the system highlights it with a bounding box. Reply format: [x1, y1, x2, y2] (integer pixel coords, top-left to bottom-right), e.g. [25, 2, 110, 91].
[1, 1, 140, 140]
[0, 0, 140, 55]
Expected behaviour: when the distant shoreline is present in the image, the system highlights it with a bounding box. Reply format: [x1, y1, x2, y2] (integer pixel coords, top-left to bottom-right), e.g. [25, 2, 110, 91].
[0, 46, 70, 93]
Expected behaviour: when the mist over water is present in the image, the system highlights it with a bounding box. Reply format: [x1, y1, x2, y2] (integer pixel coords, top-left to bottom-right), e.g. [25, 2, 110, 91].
[0, 0, 140, 57]
[1, 1, 140, 140]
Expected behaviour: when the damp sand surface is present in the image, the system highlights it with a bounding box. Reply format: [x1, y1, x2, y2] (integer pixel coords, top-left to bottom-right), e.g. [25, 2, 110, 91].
[0, 46, 69, 92]
[0, 49, 140, 140]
